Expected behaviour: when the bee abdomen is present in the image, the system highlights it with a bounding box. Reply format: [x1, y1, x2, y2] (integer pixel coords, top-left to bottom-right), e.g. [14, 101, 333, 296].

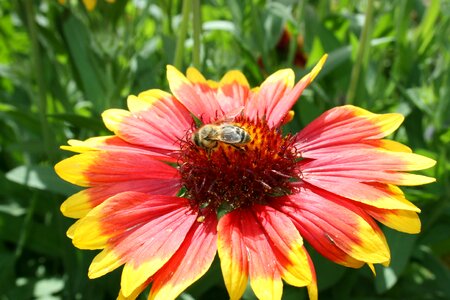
[220, 125, 251, 144]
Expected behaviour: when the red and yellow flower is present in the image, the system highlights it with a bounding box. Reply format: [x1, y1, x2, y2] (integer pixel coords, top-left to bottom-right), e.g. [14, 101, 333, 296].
[55, 54, 435, 300]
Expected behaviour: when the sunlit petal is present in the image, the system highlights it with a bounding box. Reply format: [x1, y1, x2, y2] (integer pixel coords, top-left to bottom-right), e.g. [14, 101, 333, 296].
[148, 215, 217, 300]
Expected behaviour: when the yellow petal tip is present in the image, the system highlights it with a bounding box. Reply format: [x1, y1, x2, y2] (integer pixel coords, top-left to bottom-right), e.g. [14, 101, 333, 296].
[309, 54, 328, 82]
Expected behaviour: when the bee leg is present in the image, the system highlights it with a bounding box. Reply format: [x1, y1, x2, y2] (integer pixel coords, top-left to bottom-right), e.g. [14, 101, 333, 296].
[230, 144, 245, 152]
[206, 149, 212, 159]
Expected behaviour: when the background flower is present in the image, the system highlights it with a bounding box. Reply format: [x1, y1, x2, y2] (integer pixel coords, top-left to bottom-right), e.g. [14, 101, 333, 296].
[58, 0, 116, 11]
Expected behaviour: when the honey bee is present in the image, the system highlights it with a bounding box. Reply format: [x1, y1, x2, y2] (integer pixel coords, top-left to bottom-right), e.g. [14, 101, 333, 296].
[192, 123, 251, 151]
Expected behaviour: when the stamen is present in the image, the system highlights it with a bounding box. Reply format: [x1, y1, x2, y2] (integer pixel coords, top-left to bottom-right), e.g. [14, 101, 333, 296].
[178, 118, 300, 212]
[257, 180, 272, 190]
[271, 169, 292, 178]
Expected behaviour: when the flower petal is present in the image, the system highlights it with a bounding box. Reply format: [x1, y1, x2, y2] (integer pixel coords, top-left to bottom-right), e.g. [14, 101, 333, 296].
[218, 203, 315, 298]
[186, 66, 211, 84]
[216, 70, 250, 113]
[363, 206, 421, 234]
[117, 280, 149, 300]
[61, 136, 173, 158]
[119, 212, 196, 297]
[224, 209, 283, 300]
[277, 184, 390, 265]
[300, 148, 436, 187]
[274, 198, 364, 269]
[254, 205, 312, 287]
[167, 65, 223, 123]
[218, 211, 249, 300]
[55, 151, 179, 187]
[244, 68, 295, 124]
[72, 192, 197, 297]
[295, 105, 405, 154]
[267, 54, 327, 127]
[61, 178, 181, 218]
[300, 140, 413, 159]
[365, 139, 412, 152]
[148, 215, 218, 300]
[242, 218, 283, 299]
[294, 178, 420, 212]
[102, 89, 192, 151]
[88, 248, 123, 278]
[305, 251, 318, 300]
[302, 148, 436, 171]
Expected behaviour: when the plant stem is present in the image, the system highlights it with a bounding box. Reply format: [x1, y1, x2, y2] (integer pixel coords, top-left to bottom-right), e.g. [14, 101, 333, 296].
[192, 0, 201, 69]
[346, 0, 374, 105]
[15, 192, 37, 259]
[24, 0, 54, 161]
[174, 0, 191, 69]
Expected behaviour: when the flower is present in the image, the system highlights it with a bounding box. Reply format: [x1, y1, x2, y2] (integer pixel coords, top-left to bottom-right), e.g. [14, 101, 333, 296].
[55, 54, 436, 300]
[57, 0, 115, 11]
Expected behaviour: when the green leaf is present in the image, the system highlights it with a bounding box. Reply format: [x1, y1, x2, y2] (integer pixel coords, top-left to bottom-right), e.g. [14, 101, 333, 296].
[308, 247, 347, 291]
[48, 113, 104, 131]
[374, 230, 417, 293]
[416, 0, 441, 54]
[0, 251, 16, 295]
[6, 165, 80, 196]
[61, 14, 107, 112]
[0, 212, 62, 257]
[34, 277, 65, 298]
[440, 128, 450, 143]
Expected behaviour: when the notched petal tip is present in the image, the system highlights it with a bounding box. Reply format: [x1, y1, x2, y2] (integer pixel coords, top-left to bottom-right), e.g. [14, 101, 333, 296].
[121, 261, 158, 298]
[166, 65, 190, 90]
[165, 64, 179, 73]
[262, 68, 295, 89]
[370, 209, 422, 234]
[345, 105, 405, 137]
[220, 70, 250, 87]
[71, 215, 108, 250]
[252, 277, 283, 300]
[54, 155, 91, 187]
[217, 213, 249, 300]
[88, 249, 123, 279]
[126, 94, 153, 113]
[374, 113, 404, 137]
[66, 220, 79, 239]
[102, 109, 131, 133]
[127, 90, 173, 113]
[186, 66, 207, 83]
[138, 89, 172, 99]
[60, 190, 92, 218]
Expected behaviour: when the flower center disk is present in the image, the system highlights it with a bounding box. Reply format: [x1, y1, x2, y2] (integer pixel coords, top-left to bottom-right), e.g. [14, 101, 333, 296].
[179, 118, 300, 215]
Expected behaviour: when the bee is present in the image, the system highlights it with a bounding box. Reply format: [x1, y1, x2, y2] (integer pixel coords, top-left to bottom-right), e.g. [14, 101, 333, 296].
[192, 123, 251, 151]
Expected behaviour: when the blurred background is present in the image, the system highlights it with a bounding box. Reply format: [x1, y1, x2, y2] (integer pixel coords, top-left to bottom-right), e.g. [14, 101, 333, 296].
[0, 0, 449, 299]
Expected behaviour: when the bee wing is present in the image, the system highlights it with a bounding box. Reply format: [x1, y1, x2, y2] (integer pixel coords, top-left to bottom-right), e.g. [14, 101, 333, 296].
[224, 106, 244, 119]
[215, 106, 244, 123]
[219, 126, 242, 143]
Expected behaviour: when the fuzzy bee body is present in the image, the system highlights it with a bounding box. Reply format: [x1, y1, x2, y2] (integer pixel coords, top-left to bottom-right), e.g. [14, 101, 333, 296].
[192, 123, 251, 151]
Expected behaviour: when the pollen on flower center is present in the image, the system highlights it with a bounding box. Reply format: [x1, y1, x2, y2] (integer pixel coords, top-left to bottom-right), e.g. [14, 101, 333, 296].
[178, 118, 301, 215]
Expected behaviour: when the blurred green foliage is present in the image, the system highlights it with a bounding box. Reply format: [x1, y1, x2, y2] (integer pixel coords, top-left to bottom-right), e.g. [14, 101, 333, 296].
[0, 0, 449, 299]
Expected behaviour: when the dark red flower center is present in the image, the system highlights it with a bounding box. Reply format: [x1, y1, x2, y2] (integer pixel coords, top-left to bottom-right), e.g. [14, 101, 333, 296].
[178, 117, 300, 216]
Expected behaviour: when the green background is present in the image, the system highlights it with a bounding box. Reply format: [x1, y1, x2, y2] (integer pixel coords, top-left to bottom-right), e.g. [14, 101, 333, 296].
[0, 0, 448, 299]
